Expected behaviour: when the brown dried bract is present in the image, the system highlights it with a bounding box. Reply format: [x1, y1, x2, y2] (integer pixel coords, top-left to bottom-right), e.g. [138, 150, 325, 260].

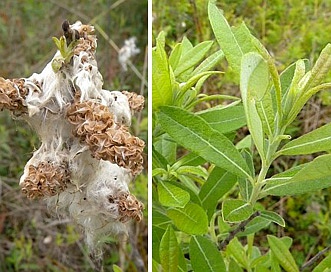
[109, 193, 144, 223]
[21, 161, 70, 199]
[66, 100, 145, 175]
[121, 91, 145, 113]
[0, 77, 28, 115]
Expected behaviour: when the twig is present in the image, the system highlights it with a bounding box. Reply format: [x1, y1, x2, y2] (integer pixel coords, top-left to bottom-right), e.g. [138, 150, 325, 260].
[300, 246, 331, 271]
[219, 211, 261, 250]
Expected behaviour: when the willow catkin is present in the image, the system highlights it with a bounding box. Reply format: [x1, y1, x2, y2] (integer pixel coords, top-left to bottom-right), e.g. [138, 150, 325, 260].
[1, 20, 145, 253]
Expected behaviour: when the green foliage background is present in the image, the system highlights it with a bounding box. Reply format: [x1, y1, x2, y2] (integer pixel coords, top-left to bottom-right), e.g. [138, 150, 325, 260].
[153, 0, 331, 267]
[0, 0, 147, 271]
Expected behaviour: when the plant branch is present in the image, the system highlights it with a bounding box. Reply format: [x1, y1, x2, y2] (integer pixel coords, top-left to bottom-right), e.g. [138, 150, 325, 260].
[300, 245, 331, 271]
[219, 211, 261, 250]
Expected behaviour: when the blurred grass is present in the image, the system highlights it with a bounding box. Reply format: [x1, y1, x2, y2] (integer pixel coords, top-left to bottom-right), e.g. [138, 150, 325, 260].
[0, 0, 147, 271]
[153, 0, 331, 267]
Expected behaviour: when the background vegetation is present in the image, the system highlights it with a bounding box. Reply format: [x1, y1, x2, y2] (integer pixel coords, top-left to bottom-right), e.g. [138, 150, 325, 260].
[153, 0, 331, 267]
[0, 0, 147, 271]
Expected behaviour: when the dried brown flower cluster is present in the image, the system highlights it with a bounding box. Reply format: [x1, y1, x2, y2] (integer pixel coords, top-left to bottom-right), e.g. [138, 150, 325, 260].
[74, 23, 97, 57]
[21, 161, 70, 199]
[0, 77, 28, 115]
[109, 193, 144, 223]
[122, 91, 145, 113]
[66, 99, 145, 175]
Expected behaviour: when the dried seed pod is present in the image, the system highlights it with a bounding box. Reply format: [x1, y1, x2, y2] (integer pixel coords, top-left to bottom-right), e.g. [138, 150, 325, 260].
[121, 90, 145, 113]
[0, 77, 28, 115]
[21, 161, 70, 199]
[66, 99, 145, 175]
[108, 193, 144, 223]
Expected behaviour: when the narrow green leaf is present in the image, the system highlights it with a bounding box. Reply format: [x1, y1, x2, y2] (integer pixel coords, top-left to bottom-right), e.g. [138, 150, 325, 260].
[158, 181, 190, 208]
[172, 152, 205, 170]
[232, 22, 258, 54]
[159, 106, 251, 179]
[238, 178, 252, 202]
[167, 202, 208, 235]
[208, 1, 243, 75]
[152, 146, 169, 169]
[112, 264, 123, 272]
[279, 122, 331, 155]
[265, 154, 331, 196]
[197, 105, 246, 134]
[237, 217, 270, 237]
[176, 165, 208, 180]
[199, 167, 237, 219]
[267, 235, 299, 272]
[180, 71, 221, 93]
[159, 226, 179, 272]
[260, 211, 285, 227]
[227, 237, 248, 267]
[152, 226, 165, 263]
[192, 49, 225, 76]
[174, 41, 214, 77]
[154, 133, 177, 164]
[229, 258, 244, 272]
[222, 199, 253, 222]
[312, 254, 331, 272]
[169, 43, 183, 70]
[190, 236, 226, 272]
[282, 59, 307, 121]
[241, 53, 268, 158]
[301, 43, 331, 91]
[152, 32, 174, 111]
[152, 209, 172, 229]
[280, 59, 309, 96]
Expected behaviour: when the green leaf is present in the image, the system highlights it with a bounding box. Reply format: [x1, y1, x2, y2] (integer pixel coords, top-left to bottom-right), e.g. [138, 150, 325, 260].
[197, 105, 246, 134]
[159, 226, 179, 272]
[279, 122, 331, 155]
[158, 106, 251, 179]
[112, 265, 123, 272]
[227, 237, 248, 267]
[176, 165, 208, 180]
[174, 41, 214, 77]
[222, 199, 253, 222]
[169, 43, 183, 70]
[154, 133, 177, 164]
[158, 181, 190, 208]
[241, 52, 268, 158]
[312, 254, 331, 272]
[167, 202, 208, 235]
[267, 235, 299, 272]
[152, 32, 174, 111]
[180, 71, 222, 93]
[237, 217, 270, 237]
[229, 258, 244, 272]
[190, 236, 226, 271]
[152, 209, 172, 229]
[301, 43, 331, 91]
[264, 154, 331, 196]
[152, 146, 169, 169]
[282, 59, 307, 121]
[260, 211, 285, 227]
[280, 59, 308, 96]
[232, 22, 258, 55]
[191, 49, 225, 76]
[172, 152, 205, 170]
[199, 167, 237, 219]
[238, 178, 253, 202]
[152, 226, 165, 262]
[208, 1, 243, 75]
